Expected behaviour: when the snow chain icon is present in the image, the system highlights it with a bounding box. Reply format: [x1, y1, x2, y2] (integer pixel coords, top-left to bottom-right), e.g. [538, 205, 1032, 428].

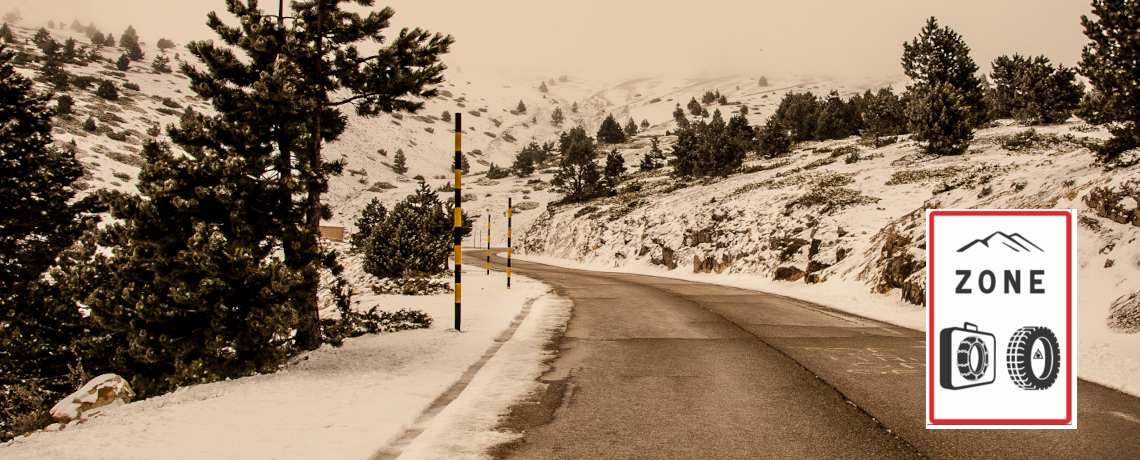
[939, 323, 1060, 391]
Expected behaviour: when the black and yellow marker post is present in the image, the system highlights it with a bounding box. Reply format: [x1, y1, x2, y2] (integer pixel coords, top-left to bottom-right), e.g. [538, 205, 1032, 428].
[453, 113, 462, 331]
[507, 197, 512, 289]
[486, 214, 491, 275]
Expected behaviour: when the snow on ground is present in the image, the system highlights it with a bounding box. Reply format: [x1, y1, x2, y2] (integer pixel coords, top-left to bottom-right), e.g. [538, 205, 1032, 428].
[0, 266, 561, 460]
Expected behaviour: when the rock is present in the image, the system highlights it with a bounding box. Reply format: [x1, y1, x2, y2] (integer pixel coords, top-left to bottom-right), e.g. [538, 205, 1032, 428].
[50, 374, 134, 424]
[774, 266, 805, 282]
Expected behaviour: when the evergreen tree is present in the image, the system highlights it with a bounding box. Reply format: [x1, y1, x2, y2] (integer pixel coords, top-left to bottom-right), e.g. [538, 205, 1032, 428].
[551, 126, 608, 203]
[91, 31, 105, 48]
[351, 198, 386, 250]
[624, 118, 638, 137]
[151, 54, 172, 73]
[814, 90, 852, 140]
[772, 91, 819, 142]
[392, 148, 408, 174]
[516, 100, 527, 113]
[37, 40, 70, 90]
[902, 17, 986, 126]
[758, 76, 768, 86]
[701, 90, 716, 104]
[700, 107, 709, 118]
[32, 28, 51, 48]
[361, 182, 469, 279]
[82, 115, 96, 131]
[718, 95, 728, 105]
[687, 97, 701, 116]
[84, 22, 97, 38]
[596, 114, 626, 144]
[673, 105, 687, 126]
[0, 23, 13, 44]
[118, 25, 138, 49]
[440, 111, 450, 122]
[740, 105, 749, 114]
[94, 80, 118, 100]
[461, 152, 470, 174]
[62, 38, 77, 62]
[989, 54, 1083, 125]
[861, 86, 906, 146]
[902, 18, 981, 155]
[1079, 0, 1140, 160]
[55, 93, 73, 115]
[639, 137, 662, 172]
[538, 81, 548, 93]
[756, 118, 792, 158]
[603, 149, 626, 187]
[640, 118, 649, 129]
[180, 0, 453, 351]
[104, 33, 115, 47]
[70, 19, 82, 32]
[669, 114, 747, 178]
[486, 162, 509, 179]
[47, 20, 55, 29]
[115, 54, 129, 71]
[551, 106, 563, 125]
[907, 81, 973, 155]
[0, 46, 97, 432]
[512, 142, 540, 177]
[571, 101, 578, 113]
[2, 11, 21, 25]
[125, 41, 144, 62]
[156, 38, 175, 53]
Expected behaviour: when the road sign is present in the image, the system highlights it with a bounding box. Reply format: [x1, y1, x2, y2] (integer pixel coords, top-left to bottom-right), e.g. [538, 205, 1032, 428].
[927, 210, 1076, 429]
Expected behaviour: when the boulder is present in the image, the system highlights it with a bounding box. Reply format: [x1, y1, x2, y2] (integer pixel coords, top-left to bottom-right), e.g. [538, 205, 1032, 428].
[50, 374, 134, 424]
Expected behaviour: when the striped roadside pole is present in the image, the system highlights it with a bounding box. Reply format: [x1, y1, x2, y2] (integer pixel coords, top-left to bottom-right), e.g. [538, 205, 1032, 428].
[486, 214, 491, 275]
[453, 113, 462, 331]
[507, 197, 512, 289]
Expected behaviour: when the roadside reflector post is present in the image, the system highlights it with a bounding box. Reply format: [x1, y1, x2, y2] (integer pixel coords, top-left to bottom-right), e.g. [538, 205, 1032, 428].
[507, 197, 512, 289]
[487, 214, 491, 275]
[453, 113, 462, 331]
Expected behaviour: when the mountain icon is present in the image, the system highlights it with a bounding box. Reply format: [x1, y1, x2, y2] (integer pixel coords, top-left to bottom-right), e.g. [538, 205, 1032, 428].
[956, 231, 1043, 253]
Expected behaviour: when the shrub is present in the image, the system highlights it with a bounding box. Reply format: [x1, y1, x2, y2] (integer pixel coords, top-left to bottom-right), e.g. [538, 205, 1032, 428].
[440, 111, 451, 122]
[123, 81, 140, 91]
[486, 163, 510, 179]
[146, 125, 160, 137]
[55, 94, 73, 115]
[161, 97, 182, 108]
[82, 116, 97, 132]
[359, 183, 471, 279]
[94, 80, 118, 100]
[106, 130, 127, 141]
[115, 54, 129, 71]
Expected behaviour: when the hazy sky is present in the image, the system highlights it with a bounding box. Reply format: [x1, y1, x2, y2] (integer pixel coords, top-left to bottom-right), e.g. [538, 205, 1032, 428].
[1, 0, 1095, 78]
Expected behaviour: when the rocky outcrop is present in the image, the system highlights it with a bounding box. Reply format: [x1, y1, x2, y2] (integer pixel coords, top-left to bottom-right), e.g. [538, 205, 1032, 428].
[1084, 179, 1140, 227]
[50, 374, 134, 424]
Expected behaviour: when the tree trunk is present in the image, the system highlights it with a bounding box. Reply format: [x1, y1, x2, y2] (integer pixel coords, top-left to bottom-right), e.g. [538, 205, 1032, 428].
[293, 0, 325, 352]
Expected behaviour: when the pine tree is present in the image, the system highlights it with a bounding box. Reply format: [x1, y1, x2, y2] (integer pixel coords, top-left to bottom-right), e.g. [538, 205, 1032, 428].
[84, 22, 97, 38]
[181, 0, 453, 351]
[156, 38, 175, 53]
[624, 118, 638, 137]
[90, 31, 106, 48]
[907, 82, 973, 155]
[55, 93, 73, 115]
[32, 28, 50, 48]
[673, 105, 687, 126]
[62, 38, 77, 62]
[538, 81, 548, 93]
[0, 46, 97, 429]
[1079, 0, 1140, 160]
[551, 106, 563, 125]
[758, 76, 768, 87]
[70, 19, 82, 32]
[989, 54, 1083, 125]
[512, 142, 539, 177]
[813, 90, 852, 140]
[0, 23, 13, 44]
[461, 152, 470, 174]
[551, 126, 607, 203]
[360, 182, 470, 278]
[687, 97, 701, 116]
[640, 118, 649, 129]
[772, 91, 819, 142]
[740, 105, 749, 114]
[902, 17, 983, 154]
[861, 86, 906, 146]
[571, 101, 578, 113]
[392, 148, 408, 174]
[701, 90, 717, 104]
[94, 80, 118, 100]
[596, 114, 626, 144]
[2, 11, 21, 25]
[118, 25, 138, 49]
[902, 17, 986, 125]
[351, 198, 386, 250]
[47, 20, 55, 29]
[151, 54, 171, 73]
[486, 162, 509, 179]
[669, 113, 747, 178]
[125, 41, 144, 62]
[718, 95, 728, 105]
[757, 118, 792, 158]
[516, 100, 527, 113]
[604, 149, 626, 187]
[115, 53, 129, 71]
[37, 40, 70, 90]
[103, 33, 115, 47]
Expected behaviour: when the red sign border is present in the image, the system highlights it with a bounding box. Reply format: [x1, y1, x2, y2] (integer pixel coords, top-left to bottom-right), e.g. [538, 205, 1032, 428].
[927, 210, 1073, 426]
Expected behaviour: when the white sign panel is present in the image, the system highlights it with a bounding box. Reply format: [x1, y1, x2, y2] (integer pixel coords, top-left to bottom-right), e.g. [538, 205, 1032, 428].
[927, 210, 1076, 429]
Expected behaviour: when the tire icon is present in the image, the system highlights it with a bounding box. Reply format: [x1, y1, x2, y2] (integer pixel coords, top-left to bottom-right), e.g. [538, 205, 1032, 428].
[956, 335, 989, 380]
[1006, 326, 1060, 390]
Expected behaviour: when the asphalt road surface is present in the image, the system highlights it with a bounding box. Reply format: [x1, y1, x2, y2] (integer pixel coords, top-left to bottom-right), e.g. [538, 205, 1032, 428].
[470, 249, 1140, 459]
